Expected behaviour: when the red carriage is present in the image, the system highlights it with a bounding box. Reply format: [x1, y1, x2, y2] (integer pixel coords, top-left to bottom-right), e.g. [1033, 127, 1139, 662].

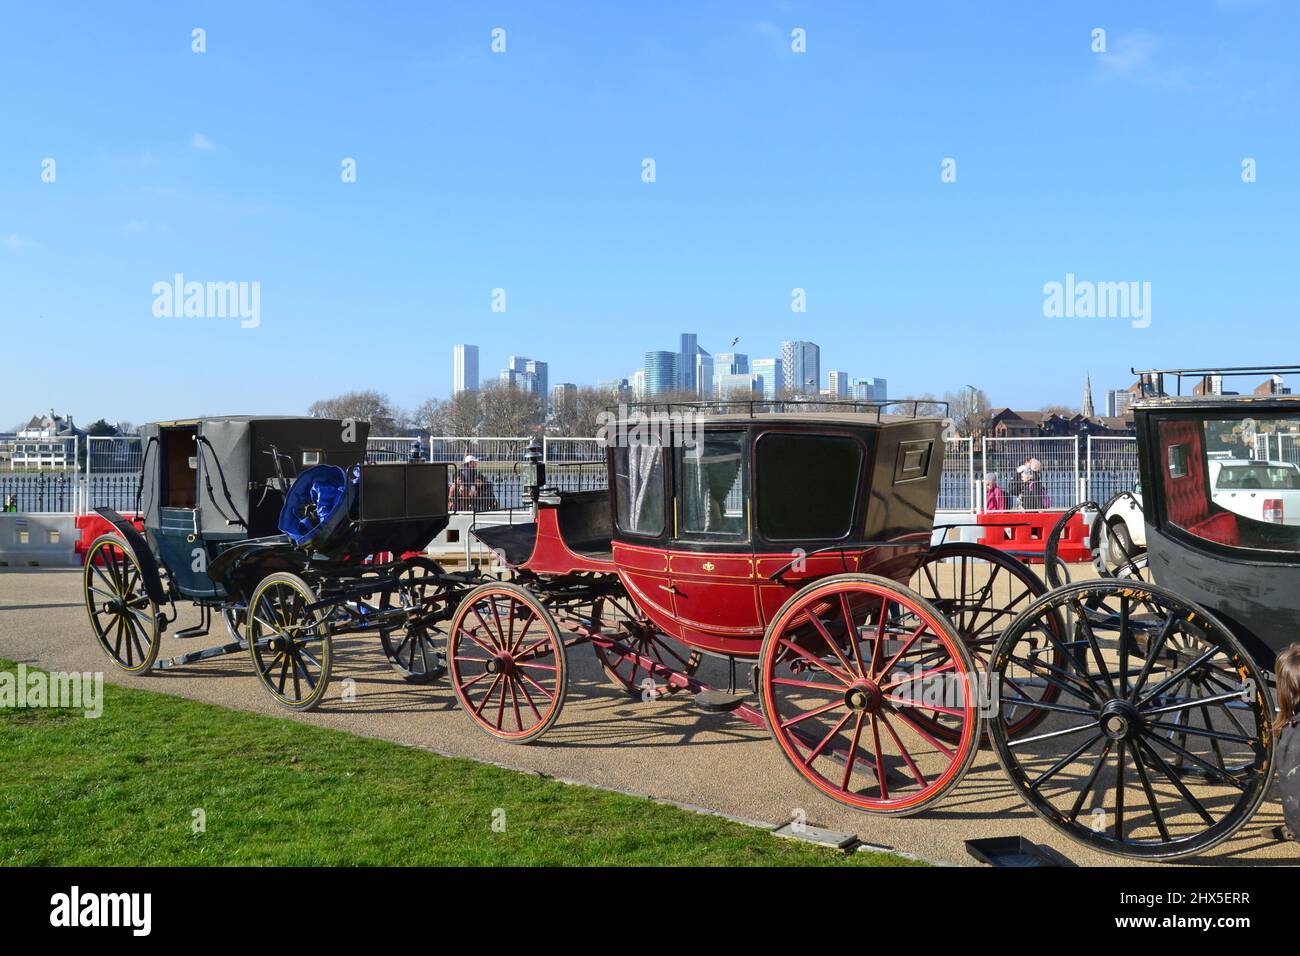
[448, 401, 1054, 815]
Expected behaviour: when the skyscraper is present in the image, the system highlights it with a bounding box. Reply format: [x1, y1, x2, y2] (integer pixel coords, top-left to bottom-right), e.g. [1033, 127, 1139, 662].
[850, 376, 887, 401]
[751, 358, 777, 399]
[781, 341, 820, 395]
[694, 349, 714, 398]
[678, 333, 698, 393]
[828, 371, 849, 399]
[714, 352, 749, 374]
[453, 344, 479, 395]
[502, 356, 548, 398]
[716, 373, 759, 396]
[644, 351, 677, 395]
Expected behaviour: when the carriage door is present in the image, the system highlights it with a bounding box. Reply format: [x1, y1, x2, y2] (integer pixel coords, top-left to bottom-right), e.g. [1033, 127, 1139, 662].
[667, 429, 762, 650]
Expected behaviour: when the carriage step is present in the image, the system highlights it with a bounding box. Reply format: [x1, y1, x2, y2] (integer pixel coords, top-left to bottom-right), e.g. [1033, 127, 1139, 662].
[694, 690, 749, 713]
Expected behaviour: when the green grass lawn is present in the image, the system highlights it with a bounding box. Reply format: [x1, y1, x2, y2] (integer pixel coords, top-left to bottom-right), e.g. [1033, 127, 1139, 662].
[0, 660, 921, 866]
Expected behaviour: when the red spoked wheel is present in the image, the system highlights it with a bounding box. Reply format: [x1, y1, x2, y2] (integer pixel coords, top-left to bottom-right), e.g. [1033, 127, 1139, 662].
[760, 573, 982, 816]
[447, 583, 567, 743]
[589, 592, 702, 700]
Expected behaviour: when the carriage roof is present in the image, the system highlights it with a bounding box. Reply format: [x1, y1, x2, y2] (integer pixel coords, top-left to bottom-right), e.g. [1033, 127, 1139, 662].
[612, 399, 949, 431]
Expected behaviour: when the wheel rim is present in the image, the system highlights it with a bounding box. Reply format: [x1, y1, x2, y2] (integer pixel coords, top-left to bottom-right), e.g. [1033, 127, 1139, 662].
[909, 545, 1063, 740]
[83, 538, 158, 673]
[989, 582, 1272, 859]
[590, 593, 701, 699]
[379, 560, 449, 681]
[761, 578, 981, 814]
[449, 588, 563, 740]
[248, 578, 331, 708]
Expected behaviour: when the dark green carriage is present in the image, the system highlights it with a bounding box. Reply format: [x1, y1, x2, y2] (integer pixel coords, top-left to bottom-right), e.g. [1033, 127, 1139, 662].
[82, 416, 472, 710]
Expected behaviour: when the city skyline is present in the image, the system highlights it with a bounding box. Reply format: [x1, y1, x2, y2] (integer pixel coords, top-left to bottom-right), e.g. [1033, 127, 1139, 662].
[450, 331, 887, 402]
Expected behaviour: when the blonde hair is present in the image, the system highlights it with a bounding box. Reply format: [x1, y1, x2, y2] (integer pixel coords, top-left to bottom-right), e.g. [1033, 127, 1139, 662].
[1274, 644, 1300, 734]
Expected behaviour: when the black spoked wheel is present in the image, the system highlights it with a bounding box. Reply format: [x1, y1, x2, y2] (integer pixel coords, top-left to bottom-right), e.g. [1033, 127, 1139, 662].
[989, 580, 1273, 860]
[378, 556, 450, 683]
[247, 573, 333, 711]
[82, 534, 161, 674]
[589, 592, 702, 700]
[909, 543, 1063, 740]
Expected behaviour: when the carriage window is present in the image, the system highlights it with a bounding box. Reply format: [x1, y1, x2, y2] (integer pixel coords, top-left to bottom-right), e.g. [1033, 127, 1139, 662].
[613, 442, 665, 537]
[756, 433, 862, 541]
[677, 430, 747, 540]
[1159, 415, 1300, 553]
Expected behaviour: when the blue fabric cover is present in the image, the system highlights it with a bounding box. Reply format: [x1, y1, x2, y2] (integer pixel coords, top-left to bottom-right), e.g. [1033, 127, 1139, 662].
[278, 464, 356, 548]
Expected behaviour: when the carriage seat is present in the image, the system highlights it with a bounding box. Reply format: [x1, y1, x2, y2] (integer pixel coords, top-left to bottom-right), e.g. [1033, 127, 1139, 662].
[554, 489, 612, 558]
[1186, 510, 1240, 547]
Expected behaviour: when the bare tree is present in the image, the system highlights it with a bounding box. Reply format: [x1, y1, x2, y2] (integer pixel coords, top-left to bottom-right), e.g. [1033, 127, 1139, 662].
[479, 382, 543, 436]
[900, 392, 946, 417]
[943, 388, 992, 437]
[1041, 403, 1078, 418]
[547, 386, 622, 437]
[307, 390, 402, 436]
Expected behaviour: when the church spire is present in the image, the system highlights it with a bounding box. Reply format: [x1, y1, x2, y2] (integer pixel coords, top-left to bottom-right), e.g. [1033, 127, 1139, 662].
[1083, 372, 1095, 419]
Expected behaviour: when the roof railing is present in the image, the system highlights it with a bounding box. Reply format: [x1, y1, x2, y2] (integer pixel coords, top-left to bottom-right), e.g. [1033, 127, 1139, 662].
[1130, 365, 1300, 397]
[608, 398, 949, 421]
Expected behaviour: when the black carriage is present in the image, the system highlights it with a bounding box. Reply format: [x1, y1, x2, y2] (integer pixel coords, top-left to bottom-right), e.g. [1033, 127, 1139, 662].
[991, 366, 1300, 859]
[82, 416, 474, 709]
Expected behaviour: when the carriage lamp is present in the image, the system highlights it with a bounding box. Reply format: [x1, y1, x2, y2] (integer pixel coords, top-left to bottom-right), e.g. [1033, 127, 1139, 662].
[523, 437, 545, 508]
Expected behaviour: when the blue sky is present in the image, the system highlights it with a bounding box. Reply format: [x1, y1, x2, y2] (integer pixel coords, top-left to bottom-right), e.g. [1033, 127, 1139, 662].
[1, 0, 1297, 427]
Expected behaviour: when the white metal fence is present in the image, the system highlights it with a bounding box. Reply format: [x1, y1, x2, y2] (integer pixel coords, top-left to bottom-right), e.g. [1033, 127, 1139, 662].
[938, 437, 974, 511]
[1086, 435, 1141, 504]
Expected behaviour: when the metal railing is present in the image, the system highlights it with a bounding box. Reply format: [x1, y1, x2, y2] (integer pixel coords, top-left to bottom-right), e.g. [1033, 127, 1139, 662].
[938, 437, 974, 511]
[0, 431, 1147, 518]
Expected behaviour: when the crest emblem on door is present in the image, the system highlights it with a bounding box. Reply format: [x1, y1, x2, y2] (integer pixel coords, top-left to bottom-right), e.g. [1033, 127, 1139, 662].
[702, 561, 715, 572]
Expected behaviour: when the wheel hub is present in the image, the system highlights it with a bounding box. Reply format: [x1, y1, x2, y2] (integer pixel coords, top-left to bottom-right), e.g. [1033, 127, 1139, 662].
[485, 654, 514, 676]
[844, 680, 882, 713]
[1099, 699, 1143, 741]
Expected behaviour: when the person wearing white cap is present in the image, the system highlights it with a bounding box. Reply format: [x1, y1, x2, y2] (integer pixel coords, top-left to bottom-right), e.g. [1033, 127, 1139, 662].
[448, 454, 498, 512]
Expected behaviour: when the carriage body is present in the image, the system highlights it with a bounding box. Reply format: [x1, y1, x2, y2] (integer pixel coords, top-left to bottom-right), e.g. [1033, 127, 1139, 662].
[475, 408, 948, 657]
[135, 416, 375, 599]
[1133, 392, 1300, 672]
[85, 414, 464, 709]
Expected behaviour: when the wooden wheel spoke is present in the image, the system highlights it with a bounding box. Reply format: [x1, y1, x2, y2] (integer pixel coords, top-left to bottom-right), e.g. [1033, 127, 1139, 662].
[1028, 733, 1104, 792]
[776, 637, 852, 685]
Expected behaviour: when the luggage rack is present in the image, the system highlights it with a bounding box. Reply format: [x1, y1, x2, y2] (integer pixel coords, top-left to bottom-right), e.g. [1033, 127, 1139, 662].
[614, 398, 949, 421]
[1131, 364, 1300, 397]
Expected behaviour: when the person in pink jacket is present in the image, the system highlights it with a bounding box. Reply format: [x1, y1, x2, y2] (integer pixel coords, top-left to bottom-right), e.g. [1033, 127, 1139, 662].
[984, 471, 1007, 512]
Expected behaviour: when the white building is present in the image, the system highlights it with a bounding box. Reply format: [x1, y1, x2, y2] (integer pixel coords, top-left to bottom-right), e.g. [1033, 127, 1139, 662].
[453, 344, 479, 395]
[827, 371, 850, 398]
[12, 412, 78, 470]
